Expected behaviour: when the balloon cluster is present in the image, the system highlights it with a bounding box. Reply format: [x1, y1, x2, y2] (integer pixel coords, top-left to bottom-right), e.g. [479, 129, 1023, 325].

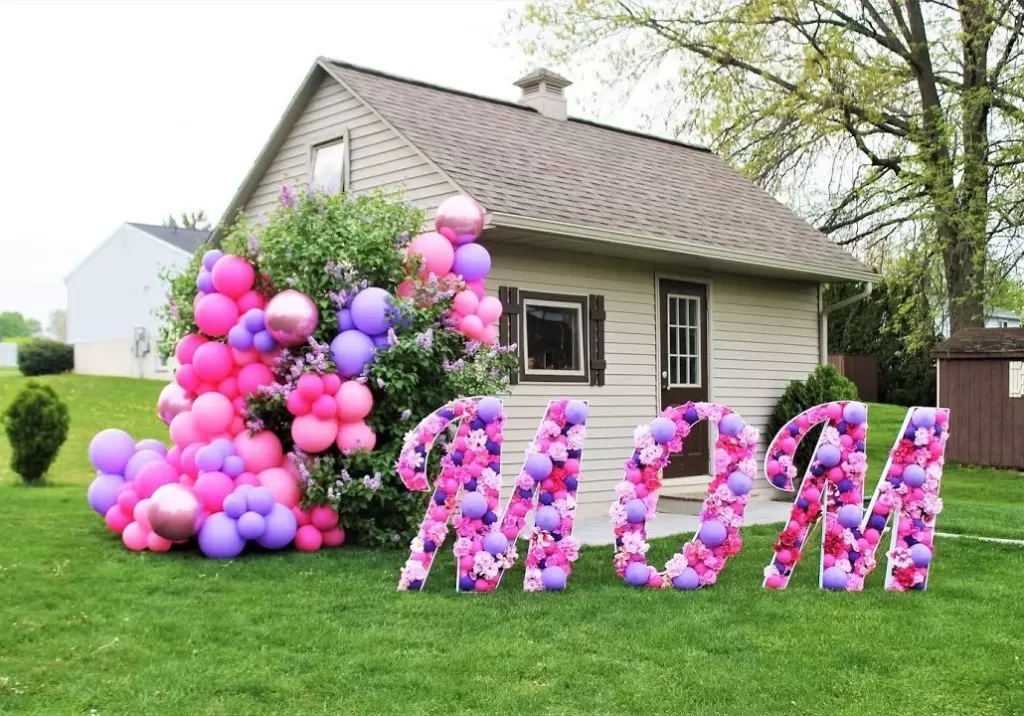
[194, 251, 263, 338]
[288, 372, 376, 454]
[331, 286, 394, 378]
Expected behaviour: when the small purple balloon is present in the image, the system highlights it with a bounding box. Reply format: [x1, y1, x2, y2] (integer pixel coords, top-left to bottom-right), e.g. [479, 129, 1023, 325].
[228, 324, 254, 350]
[89, 429, 137, 475]
[726, 471, 753, 496]
[198, 513, 246, 559]
[911, 408, 936, 429]
[625, 562, 650, 587]
[535, 505, 560, 532]
[202, 250, 223, 271]
[650, 417, 677, 444]
[349, 287, 393, 336]
[451, 243, 491, 282]
[625, 498, 647, 524]
[372, 334, 391, 349]
[719, 413, 745, 437]
[842, 402, 867, 426]
[223, 493, 248, 519]
[196, 269, 215, 294]
[816, 444, 841, 468]
[525, 453, 553, 480]
[838, 504, 862, 529]
[672, 567, 700, 590]
[222, 455, 245, 478]
[541, 566, 567, 591]
[482, 531, 509, 555]
[195, 445, 224, 473]
[237, 511, 267, 540]
[210, 437, 235, 457]
[124, 449, 165, 481]
[477, 396, 503, 423]
[242, 308, 266, 333]
[256, 503, 298, 550]
[461, 492, 488, 519]
[698, 519, 727, 548]
[135, 439, 167, 456]
[87, 473, 125, 515]
[330, 330, 376, 377]
[253, 330, 277, 353]
[246, 486, 276, 516]
[564, 400, 589, 424]
[336, 308, 355, 332]
[903, 464, 926, 488]
[822, 566, 849, 590]
[909, 543, 932, 567]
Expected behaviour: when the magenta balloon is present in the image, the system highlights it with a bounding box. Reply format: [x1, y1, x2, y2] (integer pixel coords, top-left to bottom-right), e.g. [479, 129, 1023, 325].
[452, 243, 491, 282]
[148, 483, 200, 541]
[264, 289, 319, 346]
[157, 382, 193, 425]
[435, 195, 485, 244]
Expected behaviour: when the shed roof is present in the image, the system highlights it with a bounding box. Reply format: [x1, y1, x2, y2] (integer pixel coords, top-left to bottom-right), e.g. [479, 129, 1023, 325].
[934, 328, 1024, 359]
[129, 223, 210, 254]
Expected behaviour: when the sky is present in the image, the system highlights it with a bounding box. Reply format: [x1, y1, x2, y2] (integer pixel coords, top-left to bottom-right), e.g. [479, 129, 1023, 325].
[1, 0, 624, 329]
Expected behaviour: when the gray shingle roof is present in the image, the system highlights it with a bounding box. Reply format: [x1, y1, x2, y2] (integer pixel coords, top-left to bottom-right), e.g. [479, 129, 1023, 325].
[130, 223, 210, 254]
[324, 59, 870, 280]
[934, 328, 1024, 359]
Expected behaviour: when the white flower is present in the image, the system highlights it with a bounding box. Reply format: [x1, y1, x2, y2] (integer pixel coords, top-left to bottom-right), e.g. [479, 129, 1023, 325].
[639, 444, 664, 465]
[621, 531, 649, 555]
[609, 502, 627, 526]
[822, 426, 841, 447]
[633, 425, 654, 450]
[665, 554, 688, 578]
[466, 429, 488, 451]
[567, 425, 587, 450]
[615, 482, 637, 501]
[410, 537, 425, 553]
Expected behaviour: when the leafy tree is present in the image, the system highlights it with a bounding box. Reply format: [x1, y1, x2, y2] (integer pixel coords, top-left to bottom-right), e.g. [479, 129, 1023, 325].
[517, 0, 1024, 334]
[163, 210, 210, 231]
[0, 311, 41, 340]
[47, 309, 66, 342]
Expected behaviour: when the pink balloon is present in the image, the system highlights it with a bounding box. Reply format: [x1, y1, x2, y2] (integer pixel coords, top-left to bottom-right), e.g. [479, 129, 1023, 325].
[408, 231, 455, 277]
[321, 373, 342, 396]
[466, 279, 486, 300]
[235, 471, 260, 487]
[286, 391, 311, 416]
[476, 296, 503, 324]
[236, 289, 265, 313]
[175, 334, 208, 365]
[122, 522, 149, 551]
[336, 381, 373, 422]
[321, 527, 345, 547]
[292, 505, 311, 527]
[264, 289, 319, 346]
[175, 364, 199, 393]
[291, 414, 339, 453]
[234, 431, 283, 474]
[310, 505, 339, 531]
[435, 195, 485, 244]
[296, 374, 324, 402]
[165, 445, 182, 472]
[311, 395, 337, 419]
[480, 324, 498, 345]
[132, 498, 153, 532]
[117, 486, 139, 513]
[180, 443, 201, 478]
[191, 392, 235, 436]
[237, 362, 275, 397]
[459, 314, 485, 340]
[258, 467, 300, 508]
[453, 290, 479, 316]
[134, 461, 178, 499]
[194, 293, 240, 337]
[147, 532, 173, 552]
[336, 421, 377, 452]
[193, 471, 234, 513]
[232, 346, 259, 366]
[192, 342, 234, 383]
[211, 255, 256, 299]
[295, 524, 323, 552]
[396, 279, 416, 299]
[218, 377, 239, 400]
[157, 382, 193, 425]
[105, 504, 132, 533]
[169, 412, 203, 448]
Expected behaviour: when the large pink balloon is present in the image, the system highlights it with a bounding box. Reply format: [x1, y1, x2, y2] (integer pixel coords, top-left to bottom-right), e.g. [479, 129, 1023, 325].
[336, 421, 376, 452]
[234, 430, 283, 473]
[134, 460, 178, 499]
[291, 414, 339, 453]
[435, 195, 485, 245]
[192, 342, 234, 383]
[191, 392, 234, 436]
[476, 296, 503, 324]
[194, 293, 239, 337]
[175, 333, 208, 365]
[264, 290, 319, 346]
[210, 255, 255, 299]
[237, 362, 275, 397]
[194, 471, 234, 513]
[148, 483, 200, 541]
[336, 381, 373, 422]
[258, 467, 300, 508]
[169, 412, 203, 449]
[408, 232, 455, 277]
[122, 522, 149, 551]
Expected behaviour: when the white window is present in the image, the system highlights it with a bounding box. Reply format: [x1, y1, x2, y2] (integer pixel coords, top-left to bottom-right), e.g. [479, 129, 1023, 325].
[311, 138, 346, 193]
[667, 293, 701, 387]
[520, 293, 588, 383]
[1001, 320, 1010, 328]
[1010, 361, 1023, 398]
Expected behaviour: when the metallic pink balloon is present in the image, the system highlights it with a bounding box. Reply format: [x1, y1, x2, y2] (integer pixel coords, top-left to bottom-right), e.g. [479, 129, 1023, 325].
[148, 483, 200, 541]
[157, 382, 193, 425]
[264, 289, 319, 346]
[435, 195, 485, 245]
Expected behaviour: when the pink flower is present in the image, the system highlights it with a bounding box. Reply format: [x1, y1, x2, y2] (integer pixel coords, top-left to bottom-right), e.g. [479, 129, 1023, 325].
[621, 531, 649, 555]
[713, 449, 731, 474]
[548, 442, 569, 462]
[515, 473, 535, 490]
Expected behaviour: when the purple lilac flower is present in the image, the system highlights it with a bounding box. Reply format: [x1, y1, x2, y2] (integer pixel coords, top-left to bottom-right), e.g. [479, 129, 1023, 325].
[280, 185, 296, 208]
[443, 358, 465, 372]
[394, 231, 410, 250]
[401, 409, 412, 421]
[363, 473, 382, 491]
[464, 340, 481, 356]
[247, 234, 260, 256]
[415, 329, 434, 349]
[325, 259, 346, 280]
[246, 418, 265, 432]
[387, 328, 399, 347]
[168, 300, 180, 319]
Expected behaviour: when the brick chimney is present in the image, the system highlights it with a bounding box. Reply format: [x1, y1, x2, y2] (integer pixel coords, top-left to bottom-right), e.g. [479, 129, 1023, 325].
[514, 68, 572, 121]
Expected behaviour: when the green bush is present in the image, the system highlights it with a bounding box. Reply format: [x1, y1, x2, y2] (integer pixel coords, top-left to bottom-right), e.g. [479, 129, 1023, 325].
[17, 339, 74, 376]
[766, 364, 858, 495]
[2, 381, 70, 483]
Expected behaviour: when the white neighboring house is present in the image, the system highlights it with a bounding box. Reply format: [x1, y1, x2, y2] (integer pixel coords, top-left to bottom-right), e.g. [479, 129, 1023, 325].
[66, 223, 209, 378]
[938, 306, 1021, 338]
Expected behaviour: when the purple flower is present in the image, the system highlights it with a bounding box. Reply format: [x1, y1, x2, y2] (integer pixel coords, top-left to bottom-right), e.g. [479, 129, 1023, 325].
[387, 328, 399, 347]
[363, 472, 382, 491]
[340, 469, 351, 484]
[168, 300, 179, 319]
[443, 358, 465, 372]
[325, 259, 346, 280]
[464, 340, 481, 356]
[247, 234, 260, 256]
[280, 185, 296, 208]
[401, 409, 412, 421]
[415, 329, 434, 349]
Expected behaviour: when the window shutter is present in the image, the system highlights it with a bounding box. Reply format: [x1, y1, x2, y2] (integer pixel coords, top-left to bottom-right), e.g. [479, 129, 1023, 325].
[589, 294, 606, 386]
[499, 286, 521, 385]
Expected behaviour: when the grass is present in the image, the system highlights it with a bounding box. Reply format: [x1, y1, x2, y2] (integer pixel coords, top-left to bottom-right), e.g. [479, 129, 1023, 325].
[1, 374, 1023, 715]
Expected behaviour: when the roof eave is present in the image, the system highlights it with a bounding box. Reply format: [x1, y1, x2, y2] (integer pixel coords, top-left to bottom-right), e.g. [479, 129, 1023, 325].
[488, 212, 877, 283]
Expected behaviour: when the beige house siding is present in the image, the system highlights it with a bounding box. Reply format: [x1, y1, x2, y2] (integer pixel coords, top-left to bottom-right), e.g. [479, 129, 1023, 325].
[75, 339, 178, 380]
[242, 74, 456, 222]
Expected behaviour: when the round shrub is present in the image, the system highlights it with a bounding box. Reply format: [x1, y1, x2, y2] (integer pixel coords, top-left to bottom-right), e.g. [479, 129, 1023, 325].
[17, 339, 74, 376]
[2, 380, 70, 483]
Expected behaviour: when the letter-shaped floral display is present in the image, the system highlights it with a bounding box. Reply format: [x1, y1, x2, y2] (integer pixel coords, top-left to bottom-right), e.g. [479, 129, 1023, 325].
[395, 396, 589, 592]
[610, 402, 758, 589]
[763, 402, 949, 591]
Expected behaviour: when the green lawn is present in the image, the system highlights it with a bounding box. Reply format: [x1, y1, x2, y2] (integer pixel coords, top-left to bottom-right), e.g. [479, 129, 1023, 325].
[1, 374, 1022, 715]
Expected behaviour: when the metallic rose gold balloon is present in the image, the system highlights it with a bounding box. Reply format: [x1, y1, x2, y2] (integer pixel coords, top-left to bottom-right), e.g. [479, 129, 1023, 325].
[435, 195, 485, 244]
[148, 483, 200, 541]
[264, 289, 319, 346]
[157, 382, 193, 425]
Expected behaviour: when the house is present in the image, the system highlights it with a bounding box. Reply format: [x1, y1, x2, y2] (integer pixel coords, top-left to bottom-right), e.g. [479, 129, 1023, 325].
[66, 223, 209, 379]
[934, 328, 1024, 469]
[211, 58, 875, 517]
[939, 306, 1021, 337]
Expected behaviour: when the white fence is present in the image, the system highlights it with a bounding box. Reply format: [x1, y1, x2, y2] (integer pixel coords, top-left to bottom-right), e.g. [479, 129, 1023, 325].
[0, 343, 18, 367]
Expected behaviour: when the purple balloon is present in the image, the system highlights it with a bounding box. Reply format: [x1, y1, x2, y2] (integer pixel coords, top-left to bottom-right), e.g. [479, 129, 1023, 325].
[565, 400, 589, 425]
[672, 567, 700, 590]
[461, 492, 488, 519]
[87, 473, 125, 515]
[349, 287, 393, 336]
[719, 413, 745, 437]
[223, 492, 247, 519]
[625, 498, 647, 524]
[477, 396, 503, 423]
[195, 445, 224, 473]
[838, 504, 862, 529]
[482, 531, 509, 555]
[336, 308, 355, 332]
[253, 330, 277, 353]
[842, 402, 867, 426]
[196, 269, 215, 294]
[650, 417, 677, 444]
[535, 505, 560, 532]
[822, 566, 849, 590]
[452, 243, 491, 282]
[372, 334, 391, 349]
[222, 455, 245, 478]
[625, 562, 650, 587]
[525, 453, 553, 480]
[123, 449, 165, 481]
[698, 519, 727, 548]
[243, 308, 266, 333]
[237, 511, 267, 540]
[202, 249, 223, 271]
[903, 464, 926, 488]
[726, 471, 753, 496]
[541, 566, 567, 591]
[228, 324, 254, 350]
[910, 543, 933, 567]
[330, 330, 376, 377]
[816, 444, 841, 468]
[198, 513, 246, 559]
[210, 437, 235, 457]
[246, 486, 276, 516]
[911, 408, 936, 429]
[89, 429, 136, 475]
[256, 503, 297, 550]
[135, 439, 167, 456]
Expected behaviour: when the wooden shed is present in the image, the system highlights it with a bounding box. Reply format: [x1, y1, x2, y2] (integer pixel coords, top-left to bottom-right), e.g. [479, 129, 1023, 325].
[934, 328, 1024, 469]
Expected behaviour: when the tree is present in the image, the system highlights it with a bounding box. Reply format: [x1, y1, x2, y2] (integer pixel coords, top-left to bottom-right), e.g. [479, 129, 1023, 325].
[518, 0, 1024, 333]
[163, 210, 210, 231]
[48, 309, 66, 342]
[0, 311, 41, 340]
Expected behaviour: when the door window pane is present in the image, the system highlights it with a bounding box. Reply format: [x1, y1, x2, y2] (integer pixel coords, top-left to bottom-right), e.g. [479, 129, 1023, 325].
[666, 294, 701, 387]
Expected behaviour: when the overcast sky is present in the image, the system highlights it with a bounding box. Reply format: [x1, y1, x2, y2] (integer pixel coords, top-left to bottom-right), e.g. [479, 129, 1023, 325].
[2, 0, 623, 327]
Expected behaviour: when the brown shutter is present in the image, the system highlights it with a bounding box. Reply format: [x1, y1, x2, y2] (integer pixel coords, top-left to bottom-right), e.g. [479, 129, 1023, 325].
[589, 294, 606, 386]
[499, 286, 520, 385]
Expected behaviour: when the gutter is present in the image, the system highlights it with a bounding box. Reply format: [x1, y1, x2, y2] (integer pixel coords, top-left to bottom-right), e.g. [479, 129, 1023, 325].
[818, 282, 873, 364]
